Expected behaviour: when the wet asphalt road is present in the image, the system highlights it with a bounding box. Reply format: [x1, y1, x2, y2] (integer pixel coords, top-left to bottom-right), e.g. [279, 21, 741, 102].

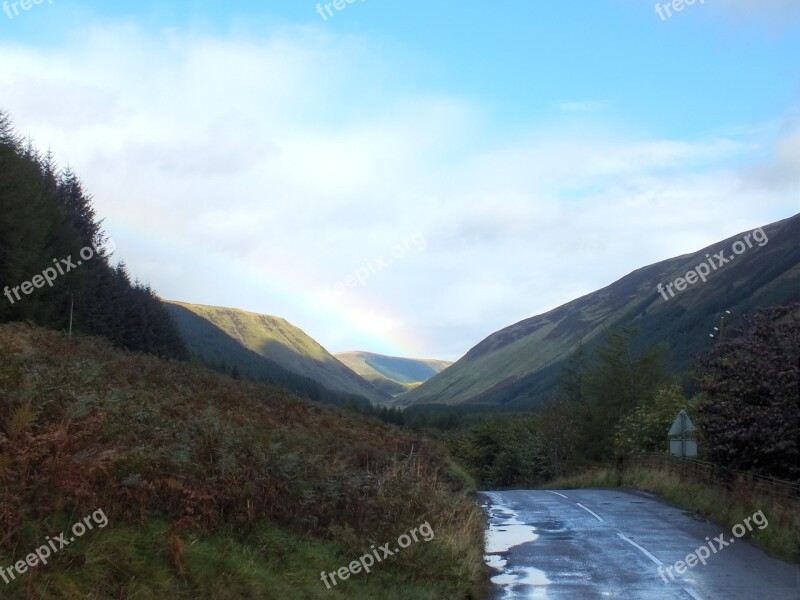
[481, 489, 799, 600]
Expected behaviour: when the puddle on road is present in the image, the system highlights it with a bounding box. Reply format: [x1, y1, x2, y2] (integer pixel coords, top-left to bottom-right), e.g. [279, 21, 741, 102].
[492, 566, 551, 586]
[483, 494, 552, 598]
[485, 513, 539, 553]
[491, 567, 552, 599]
[485, 554, 508, 570]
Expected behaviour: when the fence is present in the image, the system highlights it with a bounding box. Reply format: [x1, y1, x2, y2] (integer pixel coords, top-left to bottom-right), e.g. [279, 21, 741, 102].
[623, 453, 800, 508]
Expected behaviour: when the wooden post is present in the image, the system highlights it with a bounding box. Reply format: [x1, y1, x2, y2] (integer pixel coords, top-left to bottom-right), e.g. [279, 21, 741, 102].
[68, 293, 73, 336]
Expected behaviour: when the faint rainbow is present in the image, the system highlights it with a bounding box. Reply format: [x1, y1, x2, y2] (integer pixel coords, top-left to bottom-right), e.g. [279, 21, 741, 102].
[108, 221, 428, 357]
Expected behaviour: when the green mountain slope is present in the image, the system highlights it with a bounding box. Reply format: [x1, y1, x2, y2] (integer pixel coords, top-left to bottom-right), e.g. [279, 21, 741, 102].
[164, 301, 378, 407]
[335, 351, 452, 396]
[398, 214, 800, 409]
[164, 301, 390, 405]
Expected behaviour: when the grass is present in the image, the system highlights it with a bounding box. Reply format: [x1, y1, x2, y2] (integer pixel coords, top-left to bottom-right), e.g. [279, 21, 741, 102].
[0, 323, 488, 598]
[545, 466, 799, 563]
[3, 518, 484, 599]
[165, 301, 386, 403]
[168, 301, 331, 362]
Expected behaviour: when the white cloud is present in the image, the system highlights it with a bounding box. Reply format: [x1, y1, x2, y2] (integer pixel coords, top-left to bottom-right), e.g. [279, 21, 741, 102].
[0, 23, 796, 360]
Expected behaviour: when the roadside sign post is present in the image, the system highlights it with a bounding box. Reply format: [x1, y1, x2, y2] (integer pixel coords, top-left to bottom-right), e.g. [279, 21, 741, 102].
[668, 409, 697, 458]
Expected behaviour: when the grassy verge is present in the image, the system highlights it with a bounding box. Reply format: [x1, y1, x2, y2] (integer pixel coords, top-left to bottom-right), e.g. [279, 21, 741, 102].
[544, 466, 799, 563]
[1, 517, 485, 599]
[0, 324, 488, 598]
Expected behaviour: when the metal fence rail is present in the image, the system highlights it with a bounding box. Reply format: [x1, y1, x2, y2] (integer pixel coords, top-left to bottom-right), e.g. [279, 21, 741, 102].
[624, 453, 800, 501]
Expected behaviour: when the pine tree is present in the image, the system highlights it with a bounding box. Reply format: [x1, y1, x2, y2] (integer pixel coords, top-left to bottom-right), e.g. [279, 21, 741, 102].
[56, 168, 101, 246]
[0, 109, 187, 359]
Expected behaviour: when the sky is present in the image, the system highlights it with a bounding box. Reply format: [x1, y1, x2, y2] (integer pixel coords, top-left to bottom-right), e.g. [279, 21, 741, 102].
[1, 0, 798, 361]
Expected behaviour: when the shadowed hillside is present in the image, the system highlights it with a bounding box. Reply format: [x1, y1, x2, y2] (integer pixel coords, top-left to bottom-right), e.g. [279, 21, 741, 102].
[164, 301, 390, 406]
[164, 302, 376, 408]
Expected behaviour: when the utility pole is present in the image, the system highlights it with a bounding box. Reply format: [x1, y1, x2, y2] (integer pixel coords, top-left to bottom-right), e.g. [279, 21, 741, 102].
[68, 293, 73, 336]
[709, 310, 731, 341]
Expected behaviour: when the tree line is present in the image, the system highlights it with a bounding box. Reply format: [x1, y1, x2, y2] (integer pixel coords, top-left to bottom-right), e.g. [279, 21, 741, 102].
[435, 306, 799, 488]
[0, 111, 186, 358]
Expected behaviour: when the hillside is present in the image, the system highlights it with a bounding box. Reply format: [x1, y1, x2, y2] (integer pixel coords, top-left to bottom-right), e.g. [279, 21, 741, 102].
[335, 352, 452, 396]
[164, 301, 390, 406]
[0, 323, 486, 598]
[399, 214, 800, 409]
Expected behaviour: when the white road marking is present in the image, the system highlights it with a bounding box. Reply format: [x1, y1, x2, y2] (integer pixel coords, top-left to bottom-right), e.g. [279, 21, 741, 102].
[576, 502, 604, 522]
[616, 532, 706, 600]
[544, 490, 568, 499]
[616, 532, 663, 566]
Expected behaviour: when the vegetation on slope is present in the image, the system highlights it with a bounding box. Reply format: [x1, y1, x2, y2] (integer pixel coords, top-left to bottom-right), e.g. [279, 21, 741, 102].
[402, 215, 800, 409]
[164, 301, 377, 409]
[0, 324, 486, 599]
[438, 305, 798, 490]
[165, 301, 389, 405]
[696, 304, 799, 481]
[360, 374, 415, 397]
[335, 352, 452, 396]
[1, 107, 382, 414]
[441, 327, 677, 487]
[431, 306, 799, 563]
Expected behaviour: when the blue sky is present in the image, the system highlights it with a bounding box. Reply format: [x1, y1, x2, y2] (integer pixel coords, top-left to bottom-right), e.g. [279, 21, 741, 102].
[5, 0, 799, 136]
[1, 0, 798, 359]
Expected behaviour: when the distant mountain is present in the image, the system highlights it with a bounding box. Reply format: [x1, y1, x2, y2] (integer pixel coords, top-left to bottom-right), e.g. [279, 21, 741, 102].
[334, 351, 452, 396]
[164, 301, 390, 406]
[398, 214, 800, 410]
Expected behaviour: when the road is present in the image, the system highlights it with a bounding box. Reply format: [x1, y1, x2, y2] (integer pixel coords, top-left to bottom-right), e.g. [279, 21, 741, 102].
[481, 489, 799, 600]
